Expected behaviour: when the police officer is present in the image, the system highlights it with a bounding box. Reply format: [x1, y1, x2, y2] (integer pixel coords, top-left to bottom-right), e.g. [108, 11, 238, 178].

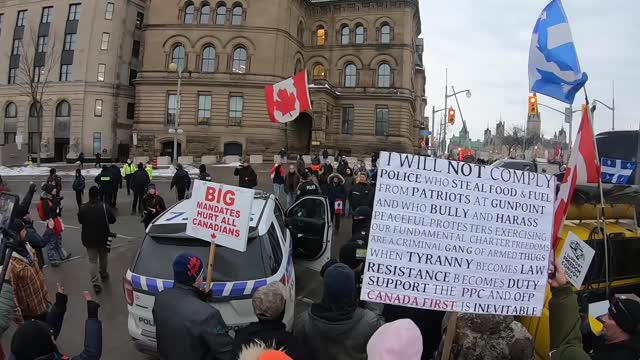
[94, 165, 114, 204]
[122, 159, 136, 195]
[296, 170, 320, 200]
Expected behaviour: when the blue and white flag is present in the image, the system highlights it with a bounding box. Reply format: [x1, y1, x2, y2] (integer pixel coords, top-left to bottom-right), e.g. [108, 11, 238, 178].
[529, 0, 588, 104]
[601, 158, 636, 184]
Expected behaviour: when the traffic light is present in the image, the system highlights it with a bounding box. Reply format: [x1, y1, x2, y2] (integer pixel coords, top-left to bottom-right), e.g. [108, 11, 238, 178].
[447, 107, 456, 125]
[528, 95, 538, 115]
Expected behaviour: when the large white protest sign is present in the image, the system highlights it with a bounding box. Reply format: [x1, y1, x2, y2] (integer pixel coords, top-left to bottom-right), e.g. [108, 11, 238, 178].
[186, 180, 254, 252]
[360, 152, 555, 316]
[559, 232, 595, 288]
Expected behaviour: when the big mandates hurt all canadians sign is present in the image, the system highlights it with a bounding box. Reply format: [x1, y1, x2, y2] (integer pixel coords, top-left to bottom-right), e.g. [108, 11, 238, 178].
[360, 152, 556, 316]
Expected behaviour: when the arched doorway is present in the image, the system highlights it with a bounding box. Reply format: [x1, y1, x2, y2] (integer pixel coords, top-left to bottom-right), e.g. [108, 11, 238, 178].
[223, 142, 243, 157]
[161, 140, 181, 161]
[289, 112, 312, 155]
[54, 101, 70, 162]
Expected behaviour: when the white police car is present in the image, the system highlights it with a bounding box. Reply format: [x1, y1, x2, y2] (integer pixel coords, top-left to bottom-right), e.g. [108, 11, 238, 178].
[123, 191, 332, 354]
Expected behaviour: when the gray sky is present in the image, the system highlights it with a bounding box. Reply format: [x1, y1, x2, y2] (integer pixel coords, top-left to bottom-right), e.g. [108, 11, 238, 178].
[420, 0, 640, 142]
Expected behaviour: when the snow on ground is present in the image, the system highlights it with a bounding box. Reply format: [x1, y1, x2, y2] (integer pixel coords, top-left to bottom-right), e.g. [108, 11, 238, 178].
[0, 162, 242, 177]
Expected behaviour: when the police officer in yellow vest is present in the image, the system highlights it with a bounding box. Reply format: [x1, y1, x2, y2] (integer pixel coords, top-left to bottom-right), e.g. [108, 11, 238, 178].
[122, 159, 136, 195]
[145, 161, 153, 181]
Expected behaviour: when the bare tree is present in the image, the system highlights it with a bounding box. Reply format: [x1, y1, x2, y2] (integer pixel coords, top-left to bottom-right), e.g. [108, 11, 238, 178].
[14, 25, 59, 166]
[503, 126, 524, 157]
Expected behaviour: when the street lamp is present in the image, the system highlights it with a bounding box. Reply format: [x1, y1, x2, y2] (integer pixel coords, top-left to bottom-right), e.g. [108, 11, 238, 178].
[168, 62, 183, 165]
[439, 68, 472, 156]
[592, 99, 615, 131]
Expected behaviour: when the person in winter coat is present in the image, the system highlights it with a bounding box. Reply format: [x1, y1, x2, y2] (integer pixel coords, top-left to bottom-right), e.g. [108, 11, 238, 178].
[15, 204, 47, 270]
[170, 163, 191, 201]
[278, 148, 287, 163]
[284, 165, 300, 207]
[312, 154, 321, 166]
[367, 319, 423, 360]
[296, 171, 320, 200]
[78, 186, 116, 294]
[142, 184, 166, 229]
[382, 305, 444, 360]
[38, 184, 69, 267]
[11, 290, 102, 360]
[337, 157, 350, 177]
[326, 174, 346, 232]
[234, 159, 258, 189]
[348, 174, 374, 213]
[322, 148, 329, 162]
[295, 263, 384, 360]
[78, 152, 85, 169]
[323, 160, 334, 177]
[549, 263, 640, 360]
[72, 169, 86, 207]
[343, 167, 354, 216]
[145, 161, 154, 181]
[94, 165, 114, 205]
[122, 159, 136, 195]
[94, 152, 102, 168]
[296, 155, 306, 176]
[232, 282, 306, 360]
[109, 164, 122, 207]
[131, 163, 150, 214]
[270, 161, 285, 196]
[153, 253, 233, 360]
[351, 206, 372, 240]
[46, 168, 62, 199]
[199, 164, 212, 182]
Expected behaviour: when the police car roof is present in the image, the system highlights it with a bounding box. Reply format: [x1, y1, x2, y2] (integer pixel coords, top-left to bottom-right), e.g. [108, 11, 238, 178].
[148, 190, 273, 238]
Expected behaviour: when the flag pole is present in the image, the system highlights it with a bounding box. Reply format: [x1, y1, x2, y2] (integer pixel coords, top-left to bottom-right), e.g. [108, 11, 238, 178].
[583, 86, 610, 297]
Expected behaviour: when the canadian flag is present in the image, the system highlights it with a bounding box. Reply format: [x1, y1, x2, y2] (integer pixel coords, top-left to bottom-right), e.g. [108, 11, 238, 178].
[265, 71, 312, 123]
[552, 104, 600, 248]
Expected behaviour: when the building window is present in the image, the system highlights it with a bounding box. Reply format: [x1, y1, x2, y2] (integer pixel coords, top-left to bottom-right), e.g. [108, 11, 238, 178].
[93, 132, 101, 156]
[63, 33, 76, 50]
[377, 63, 391, 88]
[11, 39, 22, 56]
[316, 26, 326, 46]
[103, 3, 114, 20]
[184, 2, 194, 24]
[0, 14, 4, 35]
[68, 4, 81, 21]
[215, 5, 226, 24]
[56, 101, 70, 139]
[340, 25, 350, 45]
[16, 10, 26, 27]
[56, 101, 70, 117]
[126, 103, 135, 120]
[29, 103, 42, 154]
[94, 99, 103, 117]
[344, 63, 357, 87]
[4, 102, 17, 144]
[36, 36, 48, 53]
[228, 95, 243, 125]
[131, 40, 140, 58]
[41, 7, 53, 24]
[60, 64, 72, 81]
[375, 106, 389, 136]
[231, 5, 242, 25]
[97, 63, 106, 82]
[34, 66, 44, 83]
[172, 45, 185, 71]
[297, 21, 304, 42]
[100, 33, 110, 50]
[232, 47, 247, 73]
[342, 106, 353, 134]
[294, 59, 303, 74]
[200, 3, 210, 24]
[129, 69, 137, 85]
[201, 46, 216, 72]
[312, 64, 326, 80]
[167, 94, 177, 125]
[135, 12, 144, 29]
[8, 68, 16, 84]
[381, 24, 391, 44]
[198, 94, 211, 124]
[355, 25, 365, 44]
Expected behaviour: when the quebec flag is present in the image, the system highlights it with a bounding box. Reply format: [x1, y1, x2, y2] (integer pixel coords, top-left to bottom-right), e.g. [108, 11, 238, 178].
[529, 0, 588, 104]
[601, 158, 637, 185]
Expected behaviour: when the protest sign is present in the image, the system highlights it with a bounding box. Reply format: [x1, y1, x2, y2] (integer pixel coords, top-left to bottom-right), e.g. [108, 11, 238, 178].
[559, 232, 595, 288]
[360, 152, 555, 316]
[186, 180, 254, 252]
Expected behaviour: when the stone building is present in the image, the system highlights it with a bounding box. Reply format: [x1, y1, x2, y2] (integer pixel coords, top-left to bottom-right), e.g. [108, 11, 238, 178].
[0, 0, 145, 162]
[133, 0, 425, 160]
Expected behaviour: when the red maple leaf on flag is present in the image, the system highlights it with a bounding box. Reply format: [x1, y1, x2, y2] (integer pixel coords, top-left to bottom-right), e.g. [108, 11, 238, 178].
[274, 88, 297, 116]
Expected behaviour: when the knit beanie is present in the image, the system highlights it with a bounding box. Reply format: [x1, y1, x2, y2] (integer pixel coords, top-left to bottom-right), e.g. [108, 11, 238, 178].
[252, 282, 286, 321]
[322, 263, 354, 305]
[9, 219, 25, 233]
[11, 320, 59, 360]
[173, 253, 204, 285]
[367, 319, 423, 360]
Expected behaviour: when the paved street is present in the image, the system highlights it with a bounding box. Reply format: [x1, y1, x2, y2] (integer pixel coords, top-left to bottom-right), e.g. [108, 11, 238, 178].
[0, 164, 351, 359]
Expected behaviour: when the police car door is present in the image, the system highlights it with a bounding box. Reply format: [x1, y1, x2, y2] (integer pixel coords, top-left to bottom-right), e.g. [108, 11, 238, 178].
[286, 196, 331, 271]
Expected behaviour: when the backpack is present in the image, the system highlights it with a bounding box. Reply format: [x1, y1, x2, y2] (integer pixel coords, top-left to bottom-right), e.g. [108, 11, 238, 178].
[37, 199, 52, 221]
